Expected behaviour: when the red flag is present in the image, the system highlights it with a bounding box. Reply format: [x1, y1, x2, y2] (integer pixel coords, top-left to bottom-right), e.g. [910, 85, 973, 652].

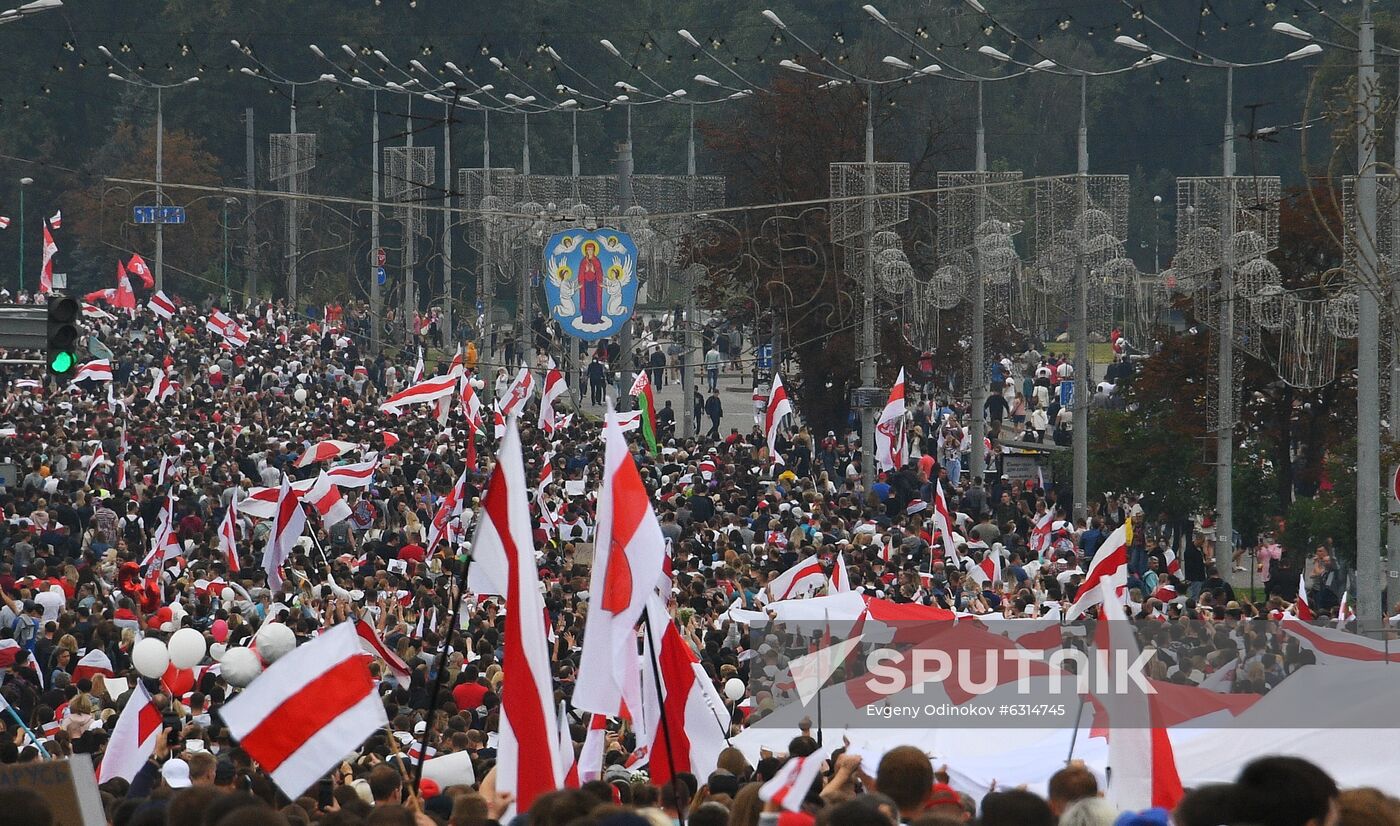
[127, 253, 154, 289]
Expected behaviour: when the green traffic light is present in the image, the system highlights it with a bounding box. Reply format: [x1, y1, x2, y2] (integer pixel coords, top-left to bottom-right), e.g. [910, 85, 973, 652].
[50, 351, 75, 374]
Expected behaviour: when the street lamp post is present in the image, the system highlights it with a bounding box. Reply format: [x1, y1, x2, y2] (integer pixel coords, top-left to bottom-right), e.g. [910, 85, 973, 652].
[17, 176, 31, 292]
[222, 197, 237, 305]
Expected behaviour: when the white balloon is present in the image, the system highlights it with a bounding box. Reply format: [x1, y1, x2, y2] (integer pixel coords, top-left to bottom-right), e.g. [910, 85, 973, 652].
[168, 627, 208, 670]
[209, 643, 227, 662]
[220, 587, 236, 603]
[254, 622, 297, 663]
[220, 647, 263, 688]
[293, 387, 308, 404]
[724, 677, 746, 702]
[132, 637, 171, 680]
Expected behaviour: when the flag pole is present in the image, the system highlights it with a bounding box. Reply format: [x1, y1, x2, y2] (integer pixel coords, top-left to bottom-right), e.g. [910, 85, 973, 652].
[1065, 694, 1086, 764]
[410, 545, 472, 796]
[641, 606, 686, 826]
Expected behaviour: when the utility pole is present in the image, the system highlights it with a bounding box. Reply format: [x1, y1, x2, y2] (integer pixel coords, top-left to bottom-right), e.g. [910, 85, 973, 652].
[1388, 57, 1400, 591]
[970, 80, 988, 485]
[1356, 0, 1382, 623]
[155, 87, 165, 292]
[481, 109, 494, 363]
[442, 97, 453, 347]
[287, 86, 299, 308]
[681, 103, 697, 439]
[859, 83, 877, 490]
[615, 103, 635, 412]
[1216, 67, 1237, 574]
[1072, 74, 1090, 522]
[244, 107, 257, 303]
[370, 93, 381, 353]
[403, 95, 415, 344]
[520, 112, 533, 368]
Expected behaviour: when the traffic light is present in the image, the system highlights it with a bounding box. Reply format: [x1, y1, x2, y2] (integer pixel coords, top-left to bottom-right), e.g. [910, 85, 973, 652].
[46, 295, 78, 377]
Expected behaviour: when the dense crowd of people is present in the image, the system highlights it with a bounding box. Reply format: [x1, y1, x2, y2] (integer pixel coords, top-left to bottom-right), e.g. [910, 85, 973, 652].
[0, 288, 1389, 826]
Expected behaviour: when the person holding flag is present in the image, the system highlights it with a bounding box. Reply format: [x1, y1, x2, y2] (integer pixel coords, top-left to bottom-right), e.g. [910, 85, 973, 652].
[629, 370, 660, 454]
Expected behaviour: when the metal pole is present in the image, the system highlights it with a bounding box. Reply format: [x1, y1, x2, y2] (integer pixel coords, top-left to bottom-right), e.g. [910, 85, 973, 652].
[1388, 57, 1400, 589]
[520, 112, 532, 367]
[970, 80, 988, 484]
[860, 83, 877, 489]
[370, 94, 382, 353]
[1357, 0, 1383, 623]
[222, 200, 230, 305]
[442, 98, 453, 346]
[404, 94, 415, 344]
[1072, 74, 1090, 522]
[17, 184, 24, 293]
[522, 111, 531, 176]
[1216, 67, 1237, 574]
[682, 286, 696, 439]
[482, 109, 495, 365]
[687, 103, 696, 176]
[615, 104, 635, 412]
[571, 109, 580, 178]
[245, 107, 257, 303]
[287, 85, 299, 309]
[155, 86, 165, 292]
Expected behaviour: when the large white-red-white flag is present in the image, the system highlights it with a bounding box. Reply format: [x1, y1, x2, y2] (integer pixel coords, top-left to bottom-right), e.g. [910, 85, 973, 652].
[261, 475, 307, 590]
[379, 374, 458, 414]
[638, 594, 729, 788]
[464, 416, 562, 814]
[575, 405, 667, 730]
[73, 359, 113, 384]
[97, 683, 162, 783]
[323, 457, 379, 489]
[38, 224, 56, 295]
[766, 555, 827, 602]
[221, 622, 387, 799]
[296, 439, 360, 468]
[218, 499, 241, 573]
[147, 290, 176, 320]
[874, 368, 908, 471]
[765, 372, 794, 465]
[306, 472, 352, 527]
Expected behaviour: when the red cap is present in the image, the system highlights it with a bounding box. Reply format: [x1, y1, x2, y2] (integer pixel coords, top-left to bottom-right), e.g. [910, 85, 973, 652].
[928, 782, 961, 808]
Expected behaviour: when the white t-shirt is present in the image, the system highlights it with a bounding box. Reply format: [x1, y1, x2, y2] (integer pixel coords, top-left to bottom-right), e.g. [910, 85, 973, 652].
[37, 587, 66, 624]
[1057, 362, 1074, 380]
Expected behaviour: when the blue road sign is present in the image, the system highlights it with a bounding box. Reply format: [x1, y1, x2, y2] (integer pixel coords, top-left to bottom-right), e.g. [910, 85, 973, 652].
[1059, 379, 1074, 408]
[134, 206, 187, 225]
[375, 267, 387, 286]
[757, 343, 773, 370]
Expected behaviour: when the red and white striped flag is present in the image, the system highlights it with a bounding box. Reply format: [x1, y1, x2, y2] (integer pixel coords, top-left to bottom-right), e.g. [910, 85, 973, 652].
[1064, 522, 1131, 621]
[295, 439, 360, 468]
[1030, 509, 1055, 559]
[0, 216, 9, 229]
[766, 556, 827, 602]
[97, 683, 162, 783]
[426, 469, 468, 556]
[83, 444, 107, 484]
[82, 302, 115, 320]
[147, 290, 176, 320]
[145, 366, 179, 404]
[639, 595, 728, 788]
[262, 475, 308, 590]
[379, 374, 458, 414]
[1294, 572, 1313, 621]
[38, 224, 56, 294]
[143, 492, 182, 570]
[566, 713, 608, 787]
[874, 367, 908, 471]
[575, 405, 667, 727]
[221, 622, 388, 799]
[828, 549, 851, 594]
[465, 416, 562, 814]
[73, 359, 113, 384]
[500, 367, 536, 419]
[759, 754, 823, 813]
[127, 253, 154, 289]
[48, 209, 61, 229]
[1163, 548, 1181, 575]
[207, 309, 251, 348]
[538, 360, 568, 435]
[219, 498, 241, 573]
[72, 649, 115, 682]
[765, 372, 794, 465]
[353, 618, 413, 688]
[324, 457, 379, 489]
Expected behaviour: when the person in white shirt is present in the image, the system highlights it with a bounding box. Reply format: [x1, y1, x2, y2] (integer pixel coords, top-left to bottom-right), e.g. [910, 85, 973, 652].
[37, 584, 66, 624]
[1057, 361, 1074, 381]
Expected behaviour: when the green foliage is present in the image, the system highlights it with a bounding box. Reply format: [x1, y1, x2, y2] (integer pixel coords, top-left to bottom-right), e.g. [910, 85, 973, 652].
[1079, 406, 1206, 519]
[1280, 444, 1359, 568]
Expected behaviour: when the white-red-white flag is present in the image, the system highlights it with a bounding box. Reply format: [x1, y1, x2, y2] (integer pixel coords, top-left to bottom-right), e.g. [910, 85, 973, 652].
[221, 622, 388, 799]
[575, 404, 667, 728]
[72, 649, 115, 682]
[353, 618, 413, 688]
[759, 754, 824, 813]
[48, 209, 61, 229]
[306, 473, 352, 527]
[219, 499, 241, 573]
[765, 372, 794, 465]
[638, 594, 728, 788]
[567, 713, 608, 787]
[538, 360, 568, 435]
[1064, 522, 1131, 621]
[0, 216, 9, 229]
[73, 359, 113, 384]
[145, 366, 179, 404]
[323, 457, 379, 489]
[295, 439, 360, 468]
[500, 367, 536, 419]
[464, 416, 562, 814]
[412, 346, 425, 384]
[1030, 509, 1055, 559]
[425, 469, 468, 556]
[766, 555, 827, 602]
[97, 683, 162, 783]
[38, 224, 56, 294]
[262, 475, 307, 590]
[147, 290, 176, 320]
[1294, 572, 1313, 621]
[379, 374, 458, 414]
[874, 368, 908, 471]
[83, 444, 108, 485]
[828, 549, 851, 593]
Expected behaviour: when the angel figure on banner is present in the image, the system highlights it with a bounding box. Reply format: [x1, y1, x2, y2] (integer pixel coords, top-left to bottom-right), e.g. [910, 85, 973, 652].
[543, 228, 640, 341]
